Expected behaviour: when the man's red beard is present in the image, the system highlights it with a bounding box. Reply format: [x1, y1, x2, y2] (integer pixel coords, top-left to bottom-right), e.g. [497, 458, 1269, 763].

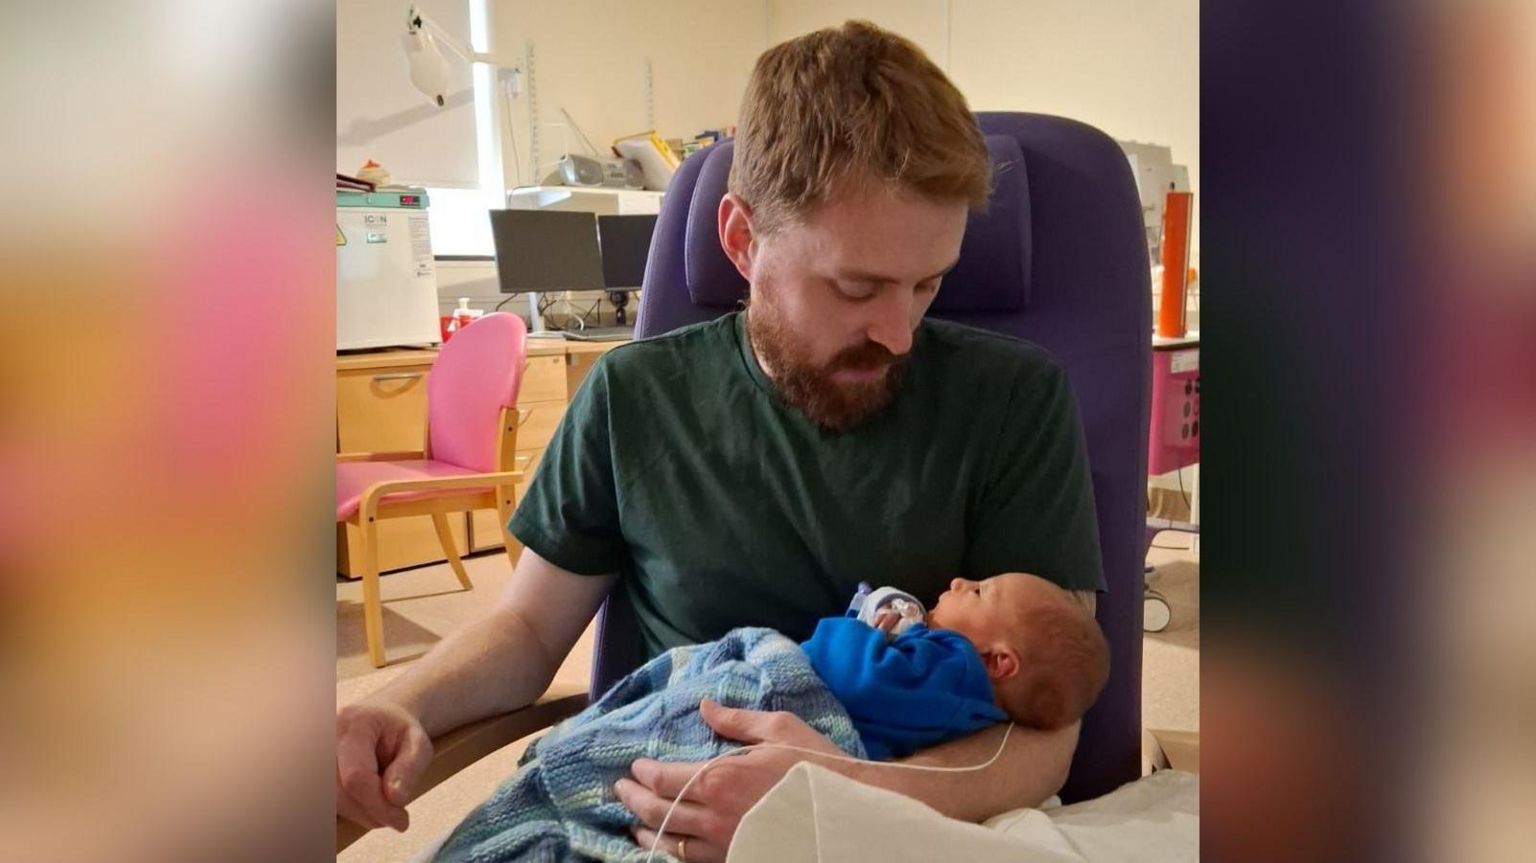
[745, 298, 909, 432]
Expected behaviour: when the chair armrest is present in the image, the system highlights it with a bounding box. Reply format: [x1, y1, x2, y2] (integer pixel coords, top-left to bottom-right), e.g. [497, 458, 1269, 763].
[337, 450, 427, 463]
[358, 471, 525, 521]
[336, 682, 588, 854]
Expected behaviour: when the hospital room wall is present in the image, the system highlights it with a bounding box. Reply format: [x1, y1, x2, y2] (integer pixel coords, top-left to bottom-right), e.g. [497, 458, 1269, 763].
[768, 0, 1200, 258]
[488, 0, 768, 191]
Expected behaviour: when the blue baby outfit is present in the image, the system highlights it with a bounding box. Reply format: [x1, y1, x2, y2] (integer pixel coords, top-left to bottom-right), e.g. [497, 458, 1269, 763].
[800, 617, 1007, 761]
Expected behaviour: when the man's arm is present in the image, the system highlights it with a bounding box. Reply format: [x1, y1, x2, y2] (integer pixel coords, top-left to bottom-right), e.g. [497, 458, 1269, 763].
[336, 548, 614, 831]
[857, 720, 1079, 821]
[369, 547, 615, 735]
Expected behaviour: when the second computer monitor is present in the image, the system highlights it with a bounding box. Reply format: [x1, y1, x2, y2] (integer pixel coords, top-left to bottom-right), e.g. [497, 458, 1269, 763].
[597, 214, 658, 290]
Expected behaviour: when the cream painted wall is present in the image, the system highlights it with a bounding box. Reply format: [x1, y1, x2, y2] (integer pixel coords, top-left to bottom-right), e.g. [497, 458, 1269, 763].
[769, 0, 949, 66]
[488, 1, 768, 190]
[483, 1, 1197, 238]
[337, 0, 479, 186]
[768, 0, 1200, 254]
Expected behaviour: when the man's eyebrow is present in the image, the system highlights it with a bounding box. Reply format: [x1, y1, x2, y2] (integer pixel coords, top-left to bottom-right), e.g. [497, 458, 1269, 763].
[833, 259, 961, 285]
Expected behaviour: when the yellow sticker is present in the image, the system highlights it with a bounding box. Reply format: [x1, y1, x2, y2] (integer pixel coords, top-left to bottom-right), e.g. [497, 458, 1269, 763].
[336, 224, 347, 246]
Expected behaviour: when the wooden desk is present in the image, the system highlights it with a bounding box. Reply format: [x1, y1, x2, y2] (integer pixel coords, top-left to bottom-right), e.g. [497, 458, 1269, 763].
[335, 339, 625, 576]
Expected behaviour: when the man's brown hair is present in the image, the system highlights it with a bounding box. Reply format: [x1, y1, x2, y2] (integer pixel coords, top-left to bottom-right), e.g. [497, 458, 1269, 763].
[729, 20, 991, 235]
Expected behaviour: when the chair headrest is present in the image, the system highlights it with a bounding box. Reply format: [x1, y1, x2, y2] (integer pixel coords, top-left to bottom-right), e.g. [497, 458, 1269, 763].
[681, 135, 1032, 313]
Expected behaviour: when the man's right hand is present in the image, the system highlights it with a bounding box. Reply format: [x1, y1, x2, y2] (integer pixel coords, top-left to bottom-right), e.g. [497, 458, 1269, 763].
[333, 550, 617, 835]
[336, 700, 434, 832]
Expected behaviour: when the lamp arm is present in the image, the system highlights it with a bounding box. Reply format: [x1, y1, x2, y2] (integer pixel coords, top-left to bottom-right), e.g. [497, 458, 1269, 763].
[407, 4, 519, 69]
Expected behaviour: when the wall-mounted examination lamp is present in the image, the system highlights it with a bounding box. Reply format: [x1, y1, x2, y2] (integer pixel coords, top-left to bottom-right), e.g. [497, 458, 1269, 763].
[403, 4, 520, 107]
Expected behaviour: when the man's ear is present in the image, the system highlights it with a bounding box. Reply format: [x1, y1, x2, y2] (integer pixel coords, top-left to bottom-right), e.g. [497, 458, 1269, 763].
[718, 193, 757, 281]
[983, 646, 1020, 682]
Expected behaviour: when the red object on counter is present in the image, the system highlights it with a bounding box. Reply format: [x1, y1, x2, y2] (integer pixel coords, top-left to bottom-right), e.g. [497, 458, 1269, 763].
[1157, 191, 1194, 338]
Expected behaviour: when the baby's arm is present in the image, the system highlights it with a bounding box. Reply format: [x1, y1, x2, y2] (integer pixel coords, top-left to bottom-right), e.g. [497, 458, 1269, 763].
[803, 618, 982, 694]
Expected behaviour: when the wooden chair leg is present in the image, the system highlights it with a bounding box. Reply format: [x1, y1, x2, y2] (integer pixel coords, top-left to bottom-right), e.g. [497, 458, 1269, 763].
[432, 512, 473, 591]
[360, 516, 387, 668]
[495, 487, 519, 568]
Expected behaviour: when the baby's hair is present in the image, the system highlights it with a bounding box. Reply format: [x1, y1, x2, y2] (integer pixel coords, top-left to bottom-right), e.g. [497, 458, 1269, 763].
[1001, 598, 1110, 730]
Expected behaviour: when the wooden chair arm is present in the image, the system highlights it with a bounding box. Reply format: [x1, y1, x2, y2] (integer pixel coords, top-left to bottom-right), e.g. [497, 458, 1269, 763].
[337, 450, 427, 463]
[336, 682, 588, 854]
[357, 471, 525, 522]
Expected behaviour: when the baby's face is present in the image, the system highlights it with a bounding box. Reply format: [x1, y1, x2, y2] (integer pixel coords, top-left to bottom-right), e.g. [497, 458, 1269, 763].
[927, 572, 1059, 650]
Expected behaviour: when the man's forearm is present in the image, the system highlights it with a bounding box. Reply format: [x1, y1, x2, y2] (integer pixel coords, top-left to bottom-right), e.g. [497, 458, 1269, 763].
[838, 721, 1079, 822]
[368, 605, 559, 737]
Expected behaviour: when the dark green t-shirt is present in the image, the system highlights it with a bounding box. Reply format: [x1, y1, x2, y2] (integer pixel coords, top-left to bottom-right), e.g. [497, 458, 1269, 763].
[509, 312, 1103, 660]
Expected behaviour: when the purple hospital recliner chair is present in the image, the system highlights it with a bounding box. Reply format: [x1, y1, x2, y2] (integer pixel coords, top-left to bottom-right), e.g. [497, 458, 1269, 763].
[592, 113, 1151, 803]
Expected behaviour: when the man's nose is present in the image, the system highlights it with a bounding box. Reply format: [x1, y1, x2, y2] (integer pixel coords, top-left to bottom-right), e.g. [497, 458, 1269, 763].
[864, 289, 916, 356]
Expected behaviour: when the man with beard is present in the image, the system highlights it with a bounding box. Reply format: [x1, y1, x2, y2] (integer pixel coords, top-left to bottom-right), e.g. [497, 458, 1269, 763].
[337, 21, 1104, 863]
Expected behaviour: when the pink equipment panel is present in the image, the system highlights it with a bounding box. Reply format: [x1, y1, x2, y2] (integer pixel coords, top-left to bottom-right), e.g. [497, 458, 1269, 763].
[1149, 339, 1200, 476]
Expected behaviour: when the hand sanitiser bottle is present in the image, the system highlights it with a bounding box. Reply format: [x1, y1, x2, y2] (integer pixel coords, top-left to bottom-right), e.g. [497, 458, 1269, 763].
[445, 297, 481, 341]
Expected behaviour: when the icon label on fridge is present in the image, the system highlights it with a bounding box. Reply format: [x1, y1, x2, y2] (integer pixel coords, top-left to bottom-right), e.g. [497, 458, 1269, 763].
[365, 213, 389, 243]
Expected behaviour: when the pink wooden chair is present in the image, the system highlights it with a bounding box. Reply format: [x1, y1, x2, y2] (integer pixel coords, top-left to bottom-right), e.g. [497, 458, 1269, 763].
[336, 313, 530, 667]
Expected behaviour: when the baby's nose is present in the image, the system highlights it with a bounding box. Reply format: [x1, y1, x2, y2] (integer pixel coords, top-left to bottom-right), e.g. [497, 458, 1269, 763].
[950, 578, 967, 592]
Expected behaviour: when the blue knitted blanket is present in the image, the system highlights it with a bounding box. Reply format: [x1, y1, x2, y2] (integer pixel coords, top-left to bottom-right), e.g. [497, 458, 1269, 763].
[432, 627, 867, 863]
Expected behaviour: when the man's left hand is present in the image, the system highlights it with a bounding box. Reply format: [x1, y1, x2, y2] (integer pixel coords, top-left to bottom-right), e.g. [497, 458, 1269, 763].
[617, 699, 847, 863]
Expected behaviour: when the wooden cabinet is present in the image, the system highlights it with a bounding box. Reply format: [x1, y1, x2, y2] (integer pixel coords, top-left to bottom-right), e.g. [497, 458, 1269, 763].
[338, 341, 625, 570]
[510, 392, 568, 452]
[519, 355, 568, 403]
[566, 349, 604, 399]
[336, 357, 431, 453]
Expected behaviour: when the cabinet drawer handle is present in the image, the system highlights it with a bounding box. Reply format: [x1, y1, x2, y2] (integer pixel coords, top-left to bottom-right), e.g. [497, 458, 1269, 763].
[371, 372, 424, 382]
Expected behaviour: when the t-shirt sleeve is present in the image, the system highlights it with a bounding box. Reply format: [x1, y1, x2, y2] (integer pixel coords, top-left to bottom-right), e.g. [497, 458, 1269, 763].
[964, 359, 1105, 592]
[507, 359, 629, 575]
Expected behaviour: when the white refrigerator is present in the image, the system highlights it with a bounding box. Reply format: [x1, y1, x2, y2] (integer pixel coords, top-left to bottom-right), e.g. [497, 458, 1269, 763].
[336, 190, 442, 350]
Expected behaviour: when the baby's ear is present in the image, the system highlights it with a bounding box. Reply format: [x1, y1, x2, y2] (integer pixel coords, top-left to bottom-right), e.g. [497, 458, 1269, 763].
[983, 647, 1020, 681]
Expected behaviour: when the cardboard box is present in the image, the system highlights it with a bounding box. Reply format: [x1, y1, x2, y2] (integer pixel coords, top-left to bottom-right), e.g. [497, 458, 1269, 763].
[1145, 728, 1200, 773]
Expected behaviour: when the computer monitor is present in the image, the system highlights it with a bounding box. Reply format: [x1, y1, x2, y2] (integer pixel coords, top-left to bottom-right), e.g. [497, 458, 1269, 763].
[488, 210, 605, 293]
[597, 214, 658, 289]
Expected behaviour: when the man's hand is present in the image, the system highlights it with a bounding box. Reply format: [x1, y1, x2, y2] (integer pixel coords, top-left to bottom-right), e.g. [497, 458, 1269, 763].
[617, 699, 846, 863]
[335, 701, 434, 832]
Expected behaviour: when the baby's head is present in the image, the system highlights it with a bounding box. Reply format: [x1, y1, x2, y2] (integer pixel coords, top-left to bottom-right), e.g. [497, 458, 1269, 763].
[927, 573, 1110, 730]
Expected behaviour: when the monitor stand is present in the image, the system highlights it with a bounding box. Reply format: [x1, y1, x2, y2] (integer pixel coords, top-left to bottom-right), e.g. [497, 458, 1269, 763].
[525, 291, 565, 339]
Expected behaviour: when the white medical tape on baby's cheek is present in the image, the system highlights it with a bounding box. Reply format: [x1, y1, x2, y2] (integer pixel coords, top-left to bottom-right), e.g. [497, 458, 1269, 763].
[643, 723, 1017, 863]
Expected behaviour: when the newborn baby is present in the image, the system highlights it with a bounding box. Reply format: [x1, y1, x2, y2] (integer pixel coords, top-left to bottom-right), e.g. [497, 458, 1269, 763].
[802, 573, 1111, 759]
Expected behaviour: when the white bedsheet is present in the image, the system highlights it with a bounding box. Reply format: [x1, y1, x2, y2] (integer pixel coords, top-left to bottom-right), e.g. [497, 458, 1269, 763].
[727, 764, 1198, 863]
